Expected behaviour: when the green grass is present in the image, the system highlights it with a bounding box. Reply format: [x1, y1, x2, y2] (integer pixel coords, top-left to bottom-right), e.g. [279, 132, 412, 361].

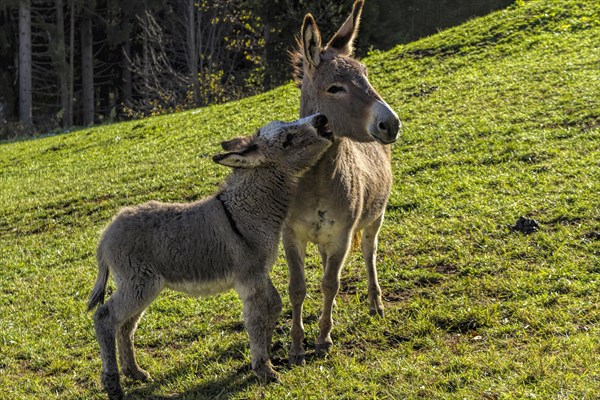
[1, 0, 600, 398]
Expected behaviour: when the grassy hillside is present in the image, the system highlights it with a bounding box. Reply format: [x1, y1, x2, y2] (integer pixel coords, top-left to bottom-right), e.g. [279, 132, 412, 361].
[1, 0, 599, 398]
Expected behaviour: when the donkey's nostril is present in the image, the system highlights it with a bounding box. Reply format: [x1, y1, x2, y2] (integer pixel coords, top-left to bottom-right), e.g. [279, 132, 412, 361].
[378, 121, 387, 132]
[313, 114, 328, 129]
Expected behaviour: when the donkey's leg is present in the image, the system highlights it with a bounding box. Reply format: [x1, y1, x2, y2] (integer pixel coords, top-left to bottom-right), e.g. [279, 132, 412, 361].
[236, 274, 281, 383]
[283, 228, 308, 365]
[94, 275, 163, 399]
[315, 234, 352, 355]
[362, 214, 385, 317]
[318, 244, 336, 309]
[117, 311, 151, 382]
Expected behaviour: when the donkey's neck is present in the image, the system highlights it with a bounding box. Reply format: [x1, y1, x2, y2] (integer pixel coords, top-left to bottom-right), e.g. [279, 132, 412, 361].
[219, 168, 297, 246]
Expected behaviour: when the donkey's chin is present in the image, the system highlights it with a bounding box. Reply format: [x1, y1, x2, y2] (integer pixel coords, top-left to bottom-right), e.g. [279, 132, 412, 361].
[369, 131, 398, 145]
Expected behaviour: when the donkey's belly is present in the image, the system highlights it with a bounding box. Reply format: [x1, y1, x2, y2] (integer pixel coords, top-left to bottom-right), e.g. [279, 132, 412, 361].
[167, 276, 234, 298]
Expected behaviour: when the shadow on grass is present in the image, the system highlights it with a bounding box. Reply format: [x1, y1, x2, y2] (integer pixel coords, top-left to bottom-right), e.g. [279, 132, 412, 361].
[124, 340, 253, 399]
[127, 367, 254, 400]
[123, 315, 333, 399]
[125, 328, 314, 400]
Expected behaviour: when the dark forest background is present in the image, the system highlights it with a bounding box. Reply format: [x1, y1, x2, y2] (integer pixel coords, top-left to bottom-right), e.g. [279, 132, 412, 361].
[0, 0, 513, 138]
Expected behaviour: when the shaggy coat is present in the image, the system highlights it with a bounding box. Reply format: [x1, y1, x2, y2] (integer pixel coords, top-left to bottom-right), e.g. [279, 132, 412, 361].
[88, 114, 333, 399]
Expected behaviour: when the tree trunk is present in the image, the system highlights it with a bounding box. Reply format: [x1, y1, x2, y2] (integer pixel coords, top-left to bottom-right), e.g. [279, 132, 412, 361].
[67, 0, 74, 126]
[18, 0, 32, 127]
[263, 22, 271, 90]
[187, 0, 200, 106]
[120, 15, 132, 116]
[55, 0, 70, 127]
[81, 4, 94, 126]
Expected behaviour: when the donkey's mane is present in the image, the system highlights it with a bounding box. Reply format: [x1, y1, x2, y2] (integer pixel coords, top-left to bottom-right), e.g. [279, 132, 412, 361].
[289, 35, 304, 89]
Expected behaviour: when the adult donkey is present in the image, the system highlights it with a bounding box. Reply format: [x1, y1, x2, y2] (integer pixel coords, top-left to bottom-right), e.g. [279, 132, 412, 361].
[285, 0, 401, 365]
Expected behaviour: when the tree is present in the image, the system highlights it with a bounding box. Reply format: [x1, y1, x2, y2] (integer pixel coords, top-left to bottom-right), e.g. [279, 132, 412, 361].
[54, 0, 72, 127]
[18, 0, 32, 127]
[80, 2, 94, 126]
[0, 0, 515, 135]
[186, 0, 200, 106]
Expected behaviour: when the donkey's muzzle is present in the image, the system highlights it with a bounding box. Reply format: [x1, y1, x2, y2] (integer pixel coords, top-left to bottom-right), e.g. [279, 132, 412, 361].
[369, 100, 401, 144]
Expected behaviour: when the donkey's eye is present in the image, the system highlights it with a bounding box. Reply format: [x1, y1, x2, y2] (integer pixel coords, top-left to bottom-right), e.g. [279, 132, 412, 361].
[326, 85, 346, 94]
[255, 129, 261, 137]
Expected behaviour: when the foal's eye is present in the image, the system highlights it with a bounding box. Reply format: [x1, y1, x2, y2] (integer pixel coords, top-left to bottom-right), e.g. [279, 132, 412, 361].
[255, 129, 261, 137]
[283, 133, 294, 148]
[326, 85, 346, 94]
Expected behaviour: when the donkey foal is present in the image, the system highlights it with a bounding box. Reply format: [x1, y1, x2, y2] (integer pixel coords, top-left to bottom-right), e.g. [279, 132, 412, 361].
[87, 114, 333, 399]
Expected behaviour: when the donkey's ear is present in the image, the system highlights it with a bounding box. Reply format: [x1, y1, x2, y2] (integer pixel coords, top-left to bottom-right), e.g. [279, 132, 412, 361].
[326, 0, 363, 56]
[212, 144, 265, 169]
[302, 13, 322, 68]
[220, 136, 253, 152]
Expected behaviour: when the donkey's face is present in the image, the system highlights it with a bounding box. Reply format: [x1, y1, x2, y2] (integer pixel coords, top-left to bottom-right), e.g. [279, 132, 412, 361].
[213, 114, 333, 173]
[293, 0, 400, 144]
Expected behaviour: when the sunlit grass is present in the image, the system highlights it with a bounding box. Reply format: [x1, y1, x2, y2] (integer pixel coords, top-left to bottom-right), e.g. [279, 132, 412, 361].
[1, 0, 599, 398]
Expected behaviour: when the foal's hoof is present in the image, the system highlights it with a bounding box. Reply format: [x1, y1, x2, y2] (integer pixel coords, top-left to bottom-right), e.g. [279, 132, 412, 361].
[101, 372, 124, 400]
[315, 342, 332, 356]
[123, 367, 152, 382]
[289, 353, 306, 366]
[369, 307, 385, 318]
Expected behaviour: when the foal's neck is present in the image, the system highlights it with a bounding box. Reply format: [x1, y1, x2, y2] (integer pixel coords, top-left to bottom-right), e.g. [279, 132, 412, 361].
[220, 167, 297, 243]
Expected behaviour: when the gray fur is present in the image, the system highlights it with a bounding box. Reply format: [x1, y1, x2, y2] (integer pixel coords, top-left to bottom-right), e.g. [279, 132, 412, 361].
[87, 115, 333, 399]
[285, 1, 402, 365]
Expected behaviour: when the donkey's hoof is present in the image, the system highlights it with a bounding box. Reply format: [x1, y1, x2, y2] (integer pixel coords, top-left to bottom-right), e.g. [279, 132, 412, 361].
[369, 307, 385, 318]
[123, 367, 152, 382]
[253, 364, 281, 384]
[101, 372, 124, 400]
[289, 353, 306, 366]
[315, 342, 332, 356]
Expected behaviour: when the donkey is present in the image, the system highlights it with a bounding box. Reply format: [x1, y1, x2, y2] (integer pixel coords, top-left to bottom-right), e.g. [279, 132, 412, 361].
[285, 0, 401, 364]
[87, 114, 333, 399]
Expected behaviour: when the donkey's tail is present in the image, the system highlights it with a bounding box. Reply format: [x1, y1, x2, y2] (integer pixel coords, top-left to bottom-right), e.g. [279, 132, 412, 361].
[87, 257, 110, 312]
[351, 229, 363, 252]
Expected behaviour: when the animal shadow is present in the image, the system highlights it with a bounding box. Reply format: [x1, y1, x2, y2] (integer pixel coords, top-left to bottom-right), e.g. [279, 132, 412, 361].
[125, 341, 256, 399]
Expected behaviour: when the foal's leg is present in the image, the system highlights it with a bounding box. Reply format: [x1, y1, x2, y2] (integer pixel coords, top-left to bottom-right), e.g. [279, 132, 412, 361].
[264, 279, 283, 358]
[283, 227, 308, 365]
[117, 311, 151, 381]
[236, 274, 281, 383]
[361, 214, 385, 317]
[94, 275, 163, 400]
[94, 299, 123, 400]
[315, 234, 352, 355]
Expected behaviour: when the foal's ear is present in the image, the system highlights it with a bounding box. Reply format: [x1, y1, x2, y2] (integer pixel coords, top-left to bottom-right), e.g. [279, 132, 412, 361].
[302, 13, 322, 68]
[326, 0, 363, 56]
[213, 144, 265, 169]
[220, 136, 253, 152]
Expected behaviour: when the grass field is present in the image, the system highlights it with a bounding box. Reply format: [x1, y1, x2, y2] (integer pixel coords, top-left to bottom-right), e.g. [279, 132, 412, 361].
[1, 0, 599, 398]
